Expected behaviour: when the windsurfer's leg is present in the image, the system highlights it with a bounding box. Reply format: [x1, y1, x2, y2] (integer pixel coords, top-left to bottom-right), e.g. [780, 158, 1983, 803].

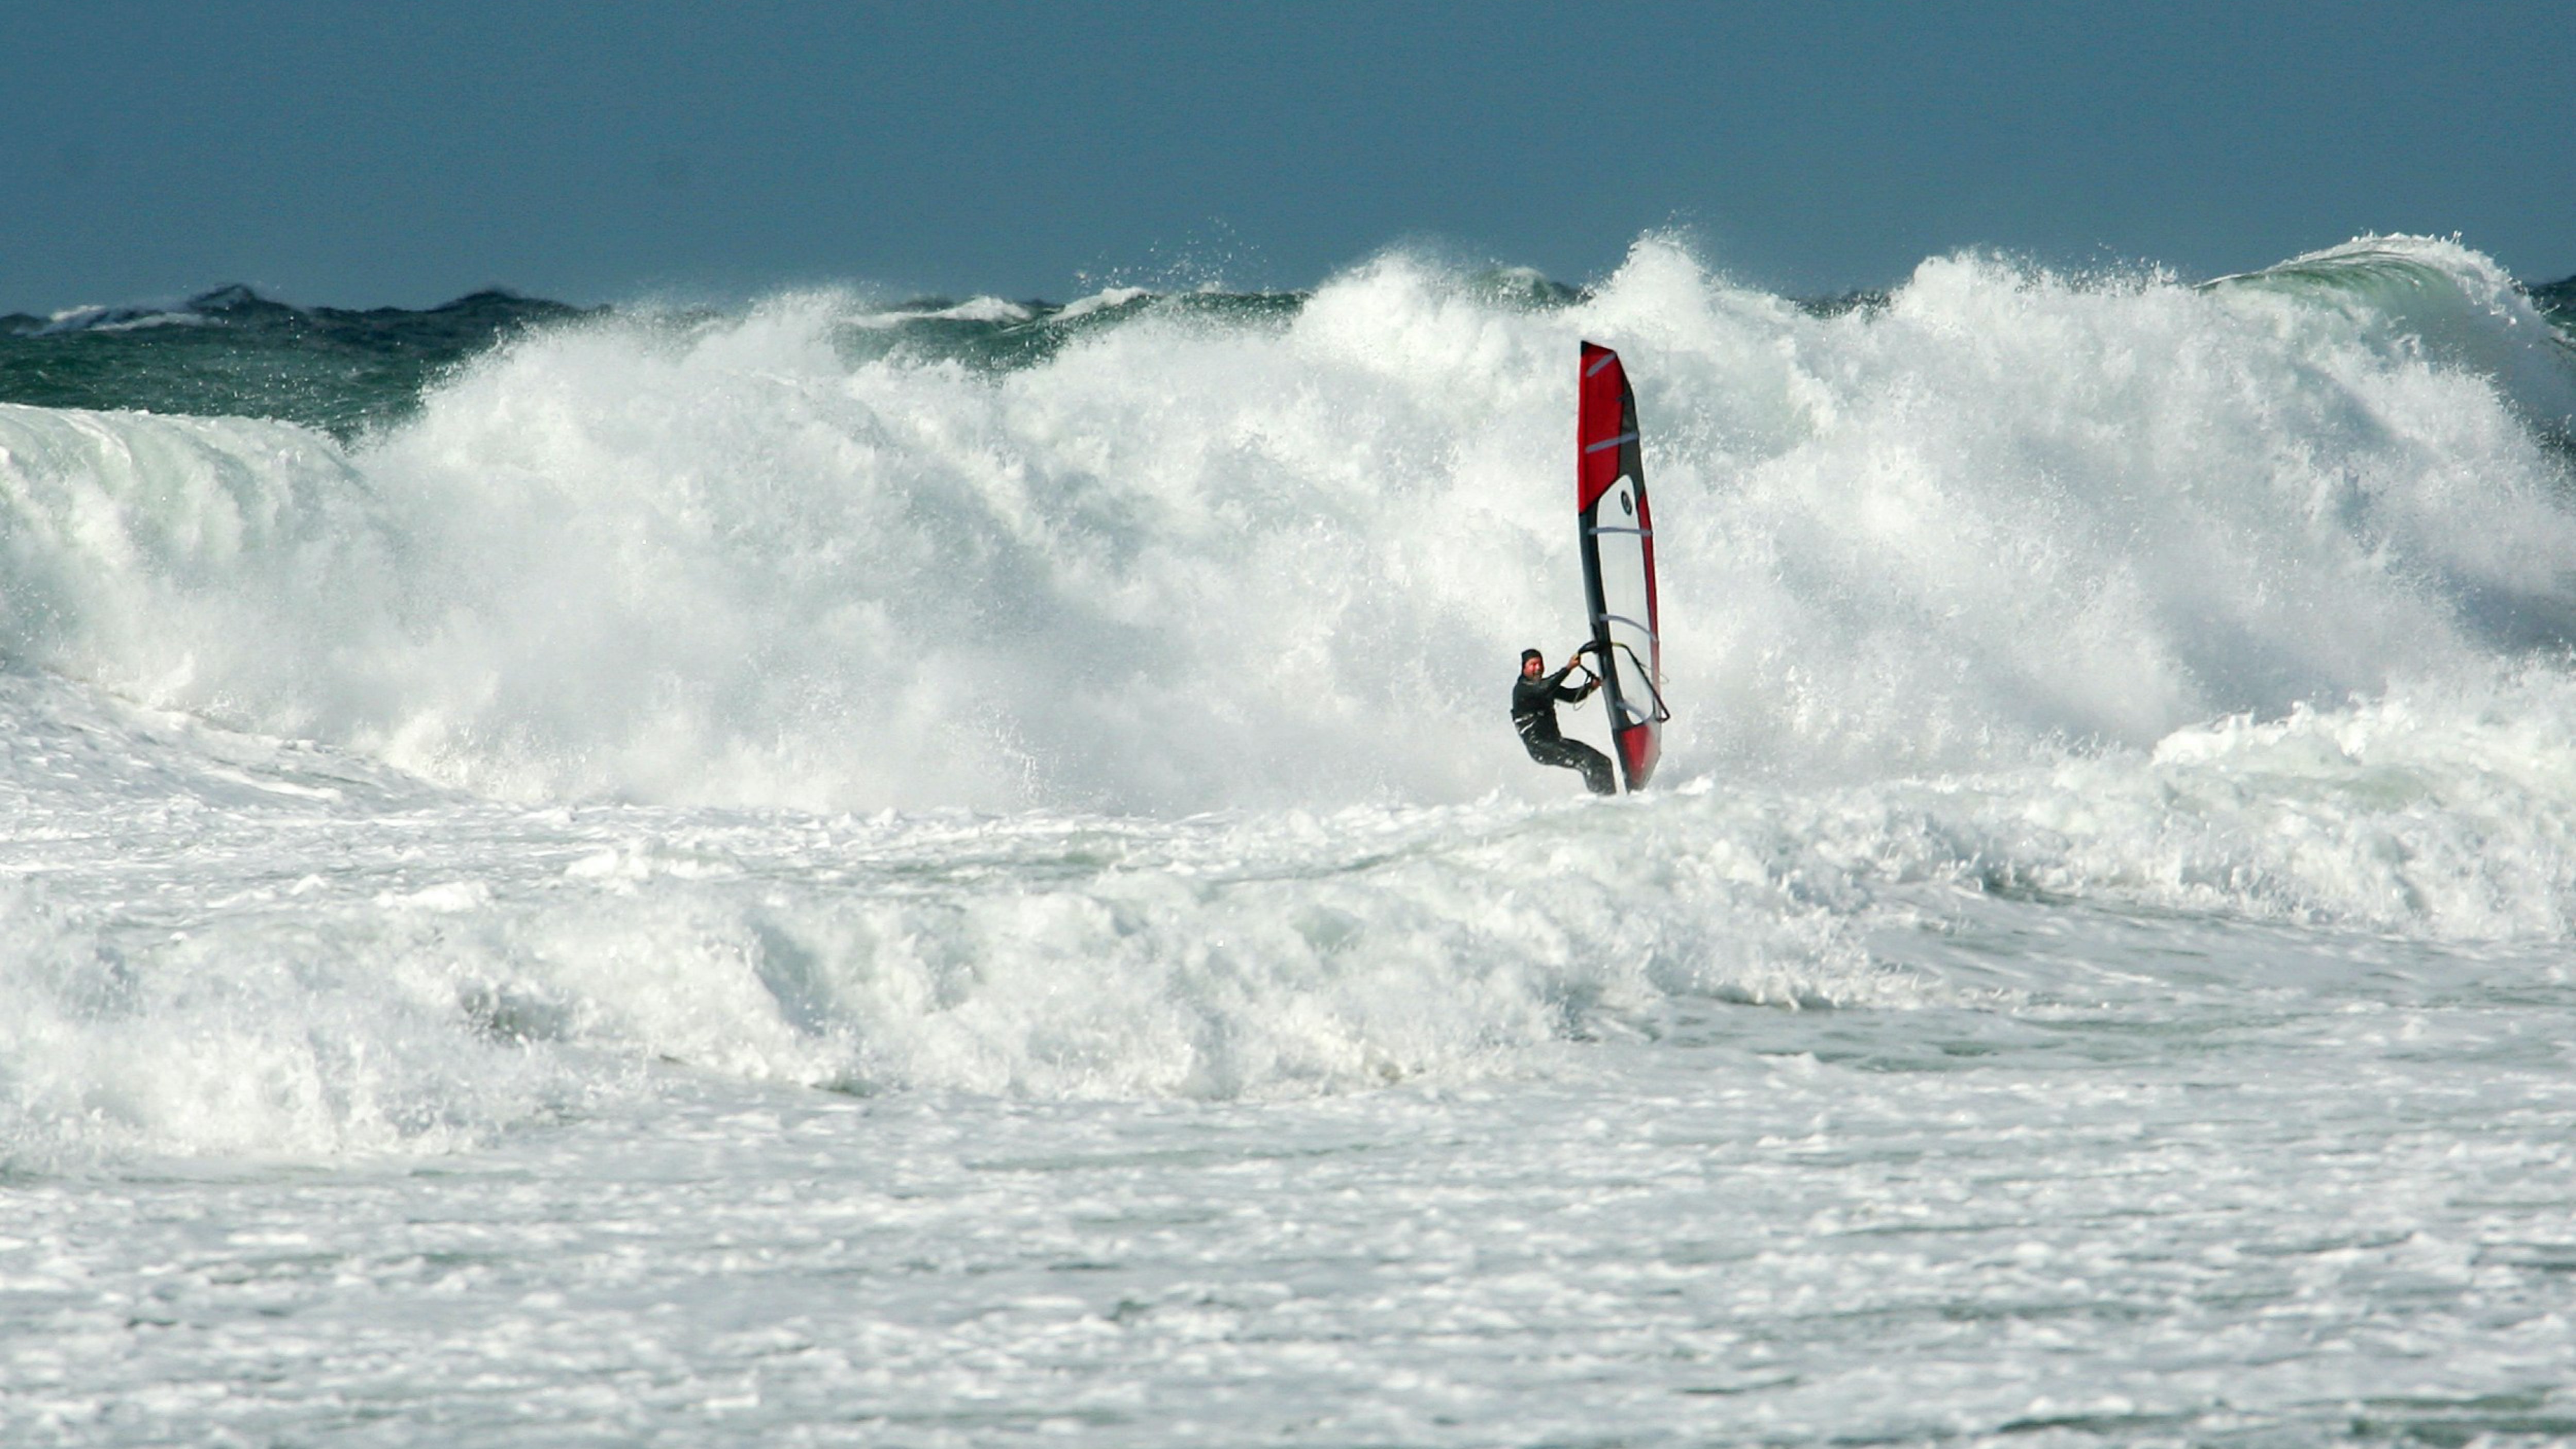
[1526, 737, 1617, 795]
[1566, 740, 1616, 796]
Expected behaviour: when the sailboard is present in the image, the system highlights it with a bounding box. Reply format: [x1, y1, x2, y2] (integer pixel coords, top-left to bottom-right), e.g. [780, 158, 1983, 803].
[1576, 341, 1668, 791]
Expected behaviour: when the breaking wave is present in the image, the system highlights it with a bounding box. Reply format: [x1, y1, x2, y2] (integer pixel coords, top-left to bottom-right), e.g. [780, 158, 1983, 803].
[7, 232, 2576, 1162]
[4, 233, 2572, 814]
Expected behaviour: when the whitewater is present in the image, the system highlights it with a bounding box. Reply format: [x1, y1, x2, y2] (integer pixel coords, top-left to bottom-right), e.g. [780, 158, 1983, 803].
[5, 234, 2575, 1445]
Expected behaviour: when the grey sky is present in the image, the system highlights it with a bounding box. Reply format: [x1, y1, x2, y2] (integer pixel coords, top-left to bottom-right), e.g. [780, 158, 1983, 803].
[6, 2, 2570, 311]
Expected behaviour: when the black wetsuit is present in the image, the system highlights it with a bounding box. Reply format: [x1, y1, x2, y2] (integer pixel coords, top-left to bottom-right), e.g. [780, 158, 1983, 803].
[1513, 664, 1616, 795]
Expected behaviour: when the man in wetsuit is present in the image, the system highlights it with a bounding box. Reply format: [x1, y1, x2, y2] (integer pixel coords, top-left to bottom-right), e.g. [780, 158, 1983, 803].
[1513, 646, 1616, 795]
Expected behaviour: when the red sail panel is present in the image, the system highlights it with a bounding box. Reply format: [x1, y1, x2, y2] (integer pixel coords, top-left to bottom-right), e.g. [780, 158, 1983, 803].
[1577, 342, 1633, 513]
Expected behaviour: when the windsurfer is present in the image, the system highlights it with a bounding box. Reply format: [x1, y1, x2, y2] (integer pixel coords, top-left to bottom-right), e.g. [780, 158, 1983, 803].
[1513, 646, 1616, 795]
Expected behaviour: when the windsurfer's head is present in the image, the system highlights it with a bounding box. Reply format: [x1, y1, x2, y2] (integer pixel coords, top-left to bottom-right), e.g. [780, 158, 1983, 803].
[1521, 648, 1545, 675]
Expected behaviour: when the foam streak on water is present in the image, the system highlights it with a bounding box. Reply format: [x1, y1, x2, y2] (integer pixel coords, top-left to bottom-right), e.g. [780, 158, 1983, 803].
[5, 234, 2576, 1443]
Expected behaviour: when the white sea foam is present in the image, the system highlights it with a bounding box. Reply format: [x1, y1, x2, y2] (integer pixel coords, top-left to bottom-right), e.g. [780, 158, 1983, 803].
[12, 233, 2576, 1449]
[6, 646, 2576, 1168]
[6, 234, 2570, 818]
[849, 295, 1037, 328]
[28, 299, 212, 334]
[4, 234, 2576, 1171]
[1055, 285, 1155, 320]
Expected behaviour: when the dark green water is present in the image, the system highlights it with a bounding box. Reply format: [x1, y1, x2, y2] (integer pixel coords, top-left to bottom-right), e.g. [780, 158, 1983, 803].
[0, 288, 596, 442]
[6, 268, 2568, 444]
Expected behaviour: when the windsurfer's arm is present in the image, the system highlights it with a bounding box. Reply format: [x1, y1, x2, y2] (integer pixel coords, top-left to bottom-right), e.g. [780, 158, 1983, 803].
[1553, 655, 1598, 702]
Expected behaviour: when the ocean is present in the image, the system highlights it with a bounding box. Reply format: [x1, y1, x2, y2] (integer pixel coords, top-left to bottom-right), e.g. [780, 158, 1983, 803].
[4, 234, 2574, 1445]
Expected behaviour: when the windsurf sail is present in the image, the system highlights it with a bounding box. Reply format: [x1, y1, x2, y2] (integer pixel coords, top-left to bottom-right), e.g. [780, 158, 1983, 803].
[1576, 342, 1667, 791]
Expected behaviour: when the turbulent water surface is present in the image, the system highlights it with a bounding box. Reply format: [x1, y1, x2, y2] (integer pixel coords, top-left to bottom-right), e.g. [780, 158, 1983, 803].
[5, 235, 2576, 1445]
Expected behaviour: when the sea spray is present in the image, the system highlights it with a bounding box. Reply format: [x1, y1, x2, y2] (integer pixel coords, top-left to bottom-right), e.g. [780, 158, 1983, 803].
[7, 231, 2576, 1162]
[7, 236, 2571, 817]
[7, 237, 2576, 1447]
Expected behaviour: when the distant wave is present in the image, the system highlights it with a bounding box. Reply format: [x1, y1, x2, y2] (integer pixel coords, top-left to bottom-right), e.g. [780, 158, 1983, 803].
[0, 285, 600, 439]
[8, 253, 2567, 428]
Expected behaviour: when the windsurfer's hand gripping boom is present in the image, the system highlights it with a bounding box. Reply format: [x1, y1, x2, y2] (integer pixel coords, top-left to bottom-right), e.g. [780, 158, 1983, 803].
[1566, 642, 1605, 695]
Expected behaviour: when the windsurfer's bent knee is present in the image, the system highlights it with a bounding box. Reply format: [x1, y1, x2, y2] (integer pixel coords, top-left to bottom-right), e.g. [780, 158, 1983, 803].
[1511, 646, 1616, 796]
